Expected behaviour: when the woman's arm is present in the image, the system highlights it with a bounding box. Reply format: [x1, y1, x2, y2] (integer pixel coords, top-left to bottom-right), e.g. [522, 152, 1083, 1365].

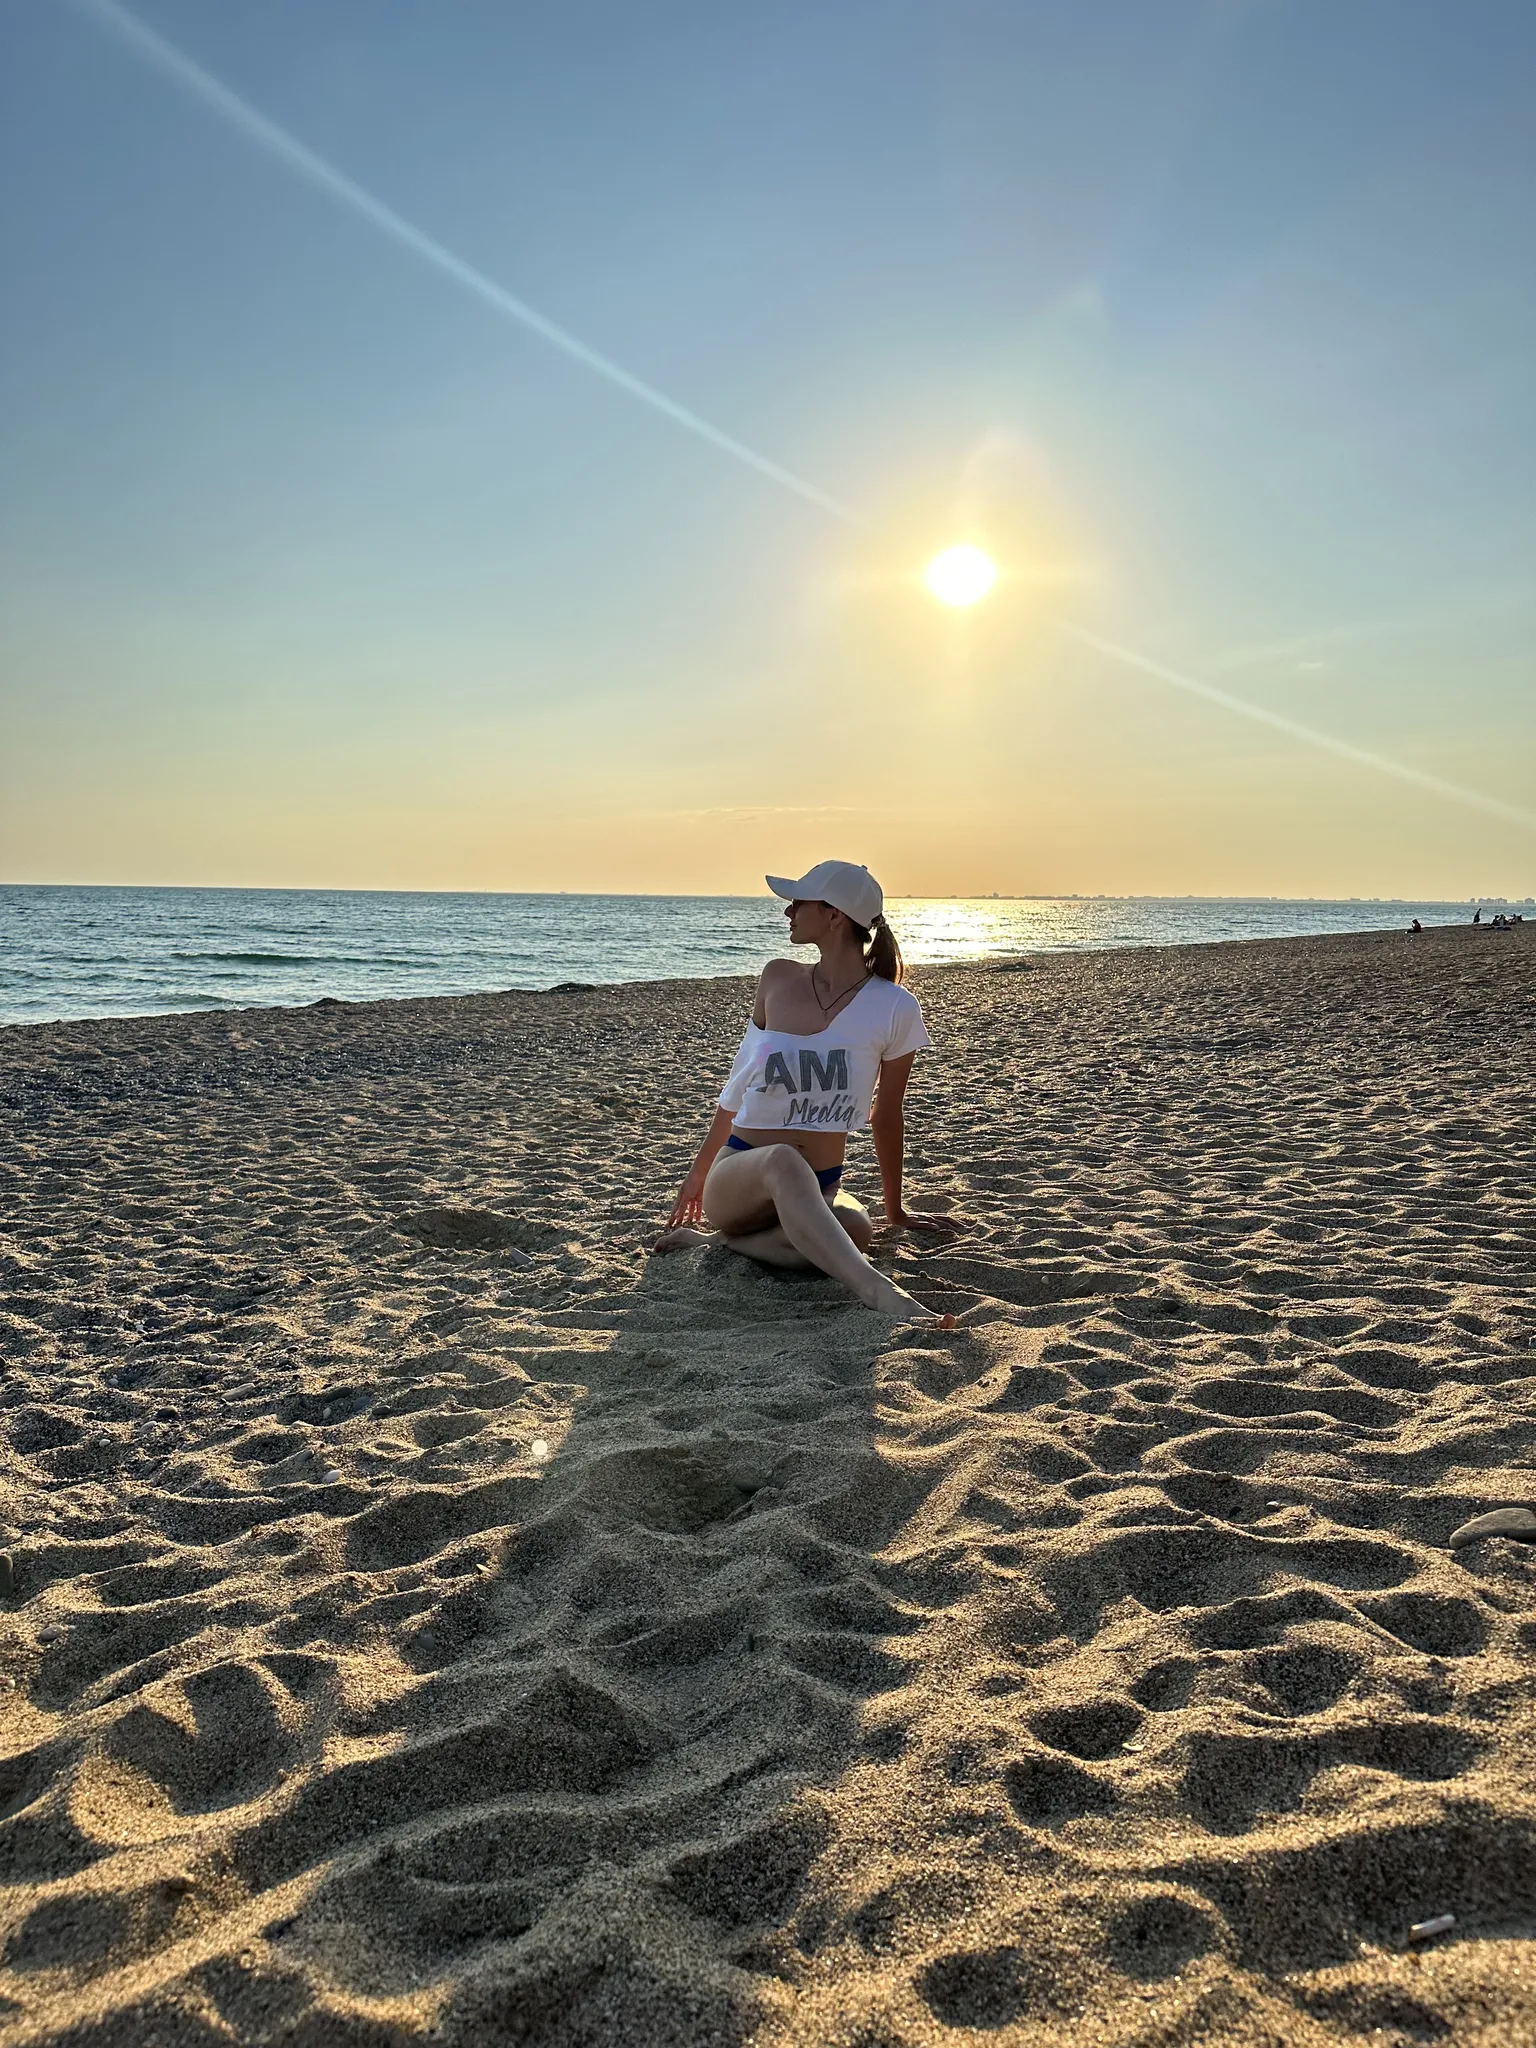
[870, 1053, 955, 1233]
[870, 1054, 916, 1225]
[666, 967, 773, 1227]
[666, 1106, 736, 1228]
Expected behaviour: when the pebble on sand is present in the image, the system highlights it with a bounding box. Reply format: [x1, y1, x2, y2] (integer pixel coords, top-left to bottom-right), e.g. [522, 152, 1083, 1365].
[1448, 1506, 1536, 1549]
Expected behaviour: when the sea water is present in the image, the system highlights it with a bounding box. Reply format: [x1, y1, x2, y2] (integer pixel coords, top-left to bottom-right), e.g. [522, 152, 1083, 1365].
[0, 886, 1482, 1026]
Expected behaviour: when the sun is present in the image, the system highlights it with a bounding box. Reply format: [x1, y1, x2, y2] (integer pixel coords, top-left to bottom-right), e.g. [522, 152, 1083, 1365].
[924, 544, 997, 606]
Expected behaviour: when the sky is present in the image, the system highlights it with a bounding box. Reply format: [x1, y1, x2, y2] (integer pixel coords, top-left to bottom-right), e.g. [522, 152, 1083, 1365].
[2, 0, 1533, 898]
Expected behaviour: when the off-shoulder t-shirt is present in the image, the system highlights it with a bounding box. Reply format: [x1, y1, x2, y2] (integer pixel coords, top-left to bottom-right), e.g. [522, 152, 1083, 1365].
[717, 978, 931, 1133]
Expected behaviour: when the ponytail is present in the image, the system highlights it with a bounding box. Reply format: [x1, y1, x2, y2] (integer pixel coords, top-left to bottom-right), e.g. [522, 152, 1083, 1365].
[854, 912, 904, 984]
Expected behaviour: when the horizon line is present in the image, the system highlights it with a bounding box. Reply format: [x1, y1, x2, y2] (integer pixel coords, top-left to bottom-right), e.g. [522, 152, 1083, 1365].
[0, 881, 1515, 905]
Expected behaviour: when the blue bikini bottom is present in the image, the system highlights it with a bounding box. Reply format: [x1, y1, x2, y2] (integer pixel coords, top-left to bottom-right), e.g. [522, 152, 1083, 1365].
[725, 1133, 843, 1191]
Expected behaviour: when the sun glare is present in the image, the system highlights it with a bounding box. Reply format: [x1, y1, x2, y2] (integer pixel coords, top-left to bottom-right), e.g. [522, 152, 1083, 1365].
[924, 545, 997, 606]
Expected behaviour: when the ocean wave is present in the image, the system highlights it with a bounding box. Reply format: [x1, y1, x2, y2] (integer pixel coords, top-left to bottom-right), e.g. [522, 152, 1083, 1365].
[167, 950, 426, 967]
[1, 891, 1483, 1028]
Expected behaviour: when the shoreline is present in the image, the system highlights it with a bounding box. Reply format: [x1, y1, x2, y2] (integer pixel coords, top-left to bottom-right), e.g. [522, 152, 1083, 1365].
[0, 915, 1505, 1038]
[2, 924, 1533, 2044]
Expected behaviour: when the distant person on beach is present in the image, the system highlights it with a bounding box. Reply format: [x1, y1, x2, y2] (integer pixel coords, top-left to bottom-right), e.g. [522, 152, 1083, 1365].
[654, 860, 957, 1323]
[1473, 907, 1482, 924]
[1409, 918, 1423, 933]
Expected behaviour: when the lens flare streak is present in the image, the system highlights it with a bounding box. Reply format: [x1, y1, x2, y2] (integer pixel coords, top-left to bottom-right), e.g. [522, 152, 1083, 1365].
[65, 0, 1533, 838]
[1058, 623, 1535, 831]
[67, 0, 858, 523]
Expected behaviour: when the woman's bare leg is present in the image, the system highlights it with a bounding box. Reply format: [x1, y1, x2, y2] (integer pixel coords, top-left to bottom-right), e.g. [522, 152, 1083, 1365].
[701, 1147, 945, 1321]
[654, 1186, 873, 1262]
[831, 1188, 877, 1254]
[714, 1187, 875, 1271]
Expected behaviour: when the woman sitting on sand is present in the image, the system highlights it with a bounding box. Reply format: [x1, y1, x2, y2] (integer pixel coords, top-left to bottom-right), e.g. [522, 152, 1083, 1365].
[654, 860, 956, 1323]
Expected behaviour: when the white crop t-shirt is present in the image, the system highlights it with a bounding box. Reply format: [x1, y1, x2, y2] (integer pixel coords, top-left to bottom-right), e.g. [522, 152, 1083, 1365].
[718, 978, 931, 1133]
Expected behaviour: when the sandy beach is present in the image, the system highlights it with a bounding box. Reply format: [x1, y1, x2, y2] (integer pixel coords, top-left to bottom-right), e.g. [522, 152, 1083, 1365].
[1, 923, 1532, 2046]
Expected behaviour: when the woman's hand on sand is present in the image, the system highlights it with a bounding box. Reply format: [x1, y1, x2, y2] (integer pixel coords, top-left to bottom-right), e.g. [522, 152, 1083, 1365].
[653, 1169, 716, 1253]
[666, 1169, 708, 1230]
[882, 1207, 960, 1235]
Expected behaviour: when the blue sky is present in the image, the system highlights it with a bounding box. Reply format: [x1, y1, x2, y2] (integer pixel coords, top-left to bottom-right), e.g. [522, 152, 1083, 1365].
[2, 0, 1532, 894]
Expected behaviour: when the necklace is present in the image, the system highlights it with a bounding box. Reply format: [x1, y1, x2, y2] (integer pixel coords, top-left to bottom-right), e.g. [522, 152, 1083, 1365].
[811, 964, 869, 1017]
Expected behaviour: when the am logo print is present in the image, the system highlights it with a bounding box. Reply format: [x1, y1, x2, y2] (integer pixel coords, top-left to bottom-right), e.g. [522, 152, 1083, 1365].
[755, 1047, 855, 1129]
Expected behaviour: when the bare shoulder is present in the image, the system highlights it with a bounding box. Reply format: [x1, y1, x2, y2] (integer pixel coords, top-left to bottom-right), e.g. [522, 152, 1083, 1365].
[754, 956, 804, 1025]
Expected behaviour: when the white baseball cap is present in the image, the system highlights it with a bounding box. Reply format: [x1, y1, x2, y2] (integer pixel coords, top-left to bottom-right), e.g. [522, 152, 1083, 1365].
[766, 860, 883, 930]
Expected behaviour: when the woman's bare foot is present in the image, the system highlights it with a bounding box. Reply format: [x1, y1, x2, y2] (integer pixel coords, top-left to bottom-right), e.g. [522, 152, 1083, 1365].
[650, 1226, 717, 1255]
[860, 1265, 956, 1327]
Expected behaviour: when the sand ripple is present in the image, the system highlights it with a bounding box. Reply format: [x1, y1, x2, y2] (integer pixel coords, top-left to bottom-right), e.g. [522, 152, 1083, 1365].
[0, 927, 1533, 2043]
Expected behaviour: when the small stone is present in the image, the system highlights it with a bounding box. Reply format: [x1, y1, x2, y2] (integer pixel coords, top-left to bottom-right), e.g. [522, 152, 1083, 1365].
[37, 1624, 68, 1645]
[0, 1554, 14, 1600]
[1408, 1913, 1456, 1943]
[320, 1469, 342, 1486]
[1449, 1507, 1536, 1550]
[530, 1440, 550, 1462]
